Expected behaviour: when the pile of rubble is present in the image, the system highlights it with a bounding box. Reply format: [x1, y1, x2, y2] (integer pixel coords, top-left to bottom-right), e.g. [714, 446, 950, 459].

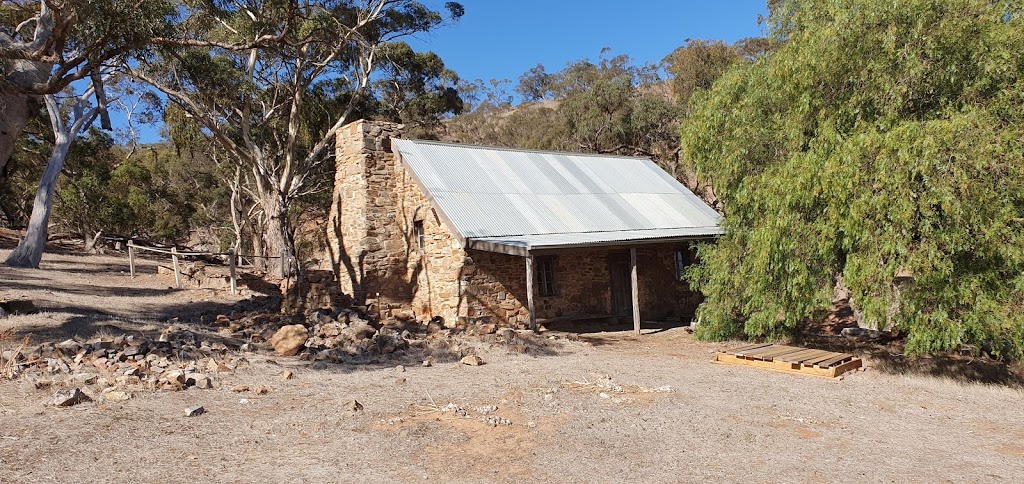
[1, 327, 245, 396]
[1, 300, 554, 404]
[266, 309, 543, 364]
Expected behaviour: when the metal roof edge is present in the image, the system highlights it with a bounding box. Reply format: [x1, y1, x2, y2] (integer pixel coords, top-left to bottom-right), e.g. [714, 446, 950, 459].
[393, 149, 468, 248]
[393, 138, 653, 161]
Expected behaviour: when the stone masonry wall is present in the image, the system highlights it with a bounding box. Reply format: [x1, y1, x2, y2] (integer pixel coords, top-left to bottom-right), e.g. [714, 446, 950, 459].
[327, 120, 466, 323]
[460, 245, 701, 327]
[328, 119, 705, 327]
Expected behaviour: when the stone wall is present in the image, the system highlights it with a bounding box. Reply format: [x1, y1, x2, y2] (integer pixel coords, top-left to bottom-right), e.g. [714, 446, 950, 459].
[327, 119, 705, 328]
[636, 243, 704, 321]
[327, 120, 465, 323]
[458, 245, 701, 327]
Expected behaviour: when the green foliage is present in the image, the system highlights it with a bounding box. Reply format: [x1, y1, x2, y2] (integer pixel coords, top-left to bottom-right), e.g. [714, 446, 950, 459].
[371, 41, 463, 135]
[446, 52, 686, 171]
[54, 131, 219, 243]
[683, 0, 1024, 358]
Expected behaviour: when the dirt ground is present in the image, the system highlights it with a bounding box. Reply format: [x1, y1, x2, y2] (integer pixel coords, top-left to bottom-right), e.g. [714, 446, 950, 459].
[2, 250, 1024, 483]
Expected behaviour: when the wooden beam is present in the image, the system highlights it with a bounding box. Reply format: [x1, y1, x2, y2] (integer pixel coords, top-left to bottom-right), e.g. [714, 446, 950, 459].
[229, 248, 237, 295]
[171, 246, 182, 289]
[128, 240, 135, 278]
[525, 253, 537, 332]
[630, 247, 640, 335]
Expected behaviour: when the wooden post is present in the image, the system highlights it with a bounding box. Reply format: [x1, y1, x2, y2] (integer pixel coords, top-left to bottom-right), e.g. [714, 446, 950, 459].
[229, 248, 237, 295]
[630, 247, 640, 335]
[171, 246, 182, 289]
[525, 253, 537, 332]
[128, 239, 135, 278]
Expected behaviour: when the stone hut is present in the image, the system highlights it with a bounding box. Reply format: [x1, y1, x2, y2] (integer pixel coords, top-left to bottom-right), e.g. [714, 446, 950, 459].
[326, 120, 723, 332]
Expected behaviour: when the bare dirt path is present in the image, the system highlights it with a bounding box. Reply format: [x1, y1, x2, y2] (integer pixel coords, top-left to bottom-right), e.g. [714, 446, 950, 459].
[2, 251, 1023, 483]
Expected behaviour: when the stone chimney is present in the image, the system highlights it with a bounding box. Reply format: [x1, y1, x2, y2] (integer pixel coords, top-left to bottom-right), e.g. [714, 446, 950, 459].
[326, 120, 404, 304]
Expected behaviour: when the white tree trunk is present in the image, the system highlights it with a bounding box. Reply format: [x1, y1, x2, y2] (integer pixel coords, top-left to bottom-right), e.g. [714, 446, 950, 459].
[4, 130, 72, 267]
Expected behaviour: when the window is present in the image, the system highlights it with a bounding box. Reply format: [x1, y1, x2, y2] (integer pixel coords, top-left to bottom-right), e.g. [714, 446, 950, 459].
[674, 247, 696, 281]
[414, 221, 425, 250]
[537, 255, 558, 297]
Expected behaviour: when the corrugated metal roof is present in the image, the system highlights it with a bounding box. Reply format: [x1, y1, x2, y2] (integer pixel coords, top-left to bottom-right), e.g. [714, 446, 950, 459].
[392, 139, 723, 253]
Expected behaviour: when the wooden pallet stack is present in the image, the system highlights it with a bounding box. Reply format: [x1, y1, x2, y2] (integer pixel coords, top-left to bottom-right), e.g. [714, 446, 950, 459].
[713, 343, 862, 378]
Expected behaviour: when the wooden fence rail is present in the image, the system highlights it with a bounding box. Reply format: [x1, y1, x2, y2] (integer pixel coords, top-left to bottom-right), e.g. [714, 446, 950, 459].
[126, 240, 282, 294]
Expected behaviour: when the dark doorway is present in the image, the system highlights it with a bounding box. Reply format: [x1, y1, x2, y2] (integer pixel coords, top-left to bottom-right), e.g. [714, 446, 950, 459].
[608, 251, 632, 319]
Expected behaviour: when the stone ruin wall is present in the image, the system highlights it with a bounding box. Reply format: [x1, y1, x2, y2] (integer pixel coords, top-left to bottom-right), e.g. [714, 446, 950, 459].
[326, 119, 704, 327]
[462, 245, 703, 327]
[327, 120, 465, 323]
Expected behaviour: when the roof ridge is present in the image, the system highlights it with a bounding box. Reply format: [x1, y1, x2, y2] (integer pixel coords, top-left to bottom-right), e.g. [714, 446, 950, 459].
[470, 225, 723, 239]
[395, 138, 653, 160]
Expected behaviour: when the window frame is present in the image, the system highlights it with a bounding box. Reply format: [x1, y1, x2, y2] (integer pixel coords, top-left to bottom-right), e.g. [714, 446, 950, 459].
[536, 255, 558, 297]
[413, 220, 425, 250]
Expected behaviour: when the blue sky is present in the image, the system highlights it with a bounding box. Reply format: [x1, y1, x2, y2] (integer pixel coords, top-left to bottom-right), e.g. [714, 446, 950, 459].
[132, 1, 767, 143]
[407, 1, 769, 84]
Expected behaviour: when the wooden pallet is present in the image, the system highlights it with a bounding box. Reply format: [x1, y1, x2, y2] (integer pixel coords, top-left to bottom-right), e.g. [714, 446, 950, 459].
[713, 343, 862, 378]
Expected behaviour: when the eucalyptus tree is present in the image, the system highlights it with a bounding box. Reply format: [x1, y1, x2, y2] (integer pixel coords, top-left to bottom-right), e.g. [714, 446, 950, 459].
[2, 1, 177, 267]
[5, 74, 108, 267]
[131, 0, 463, 277]
[683, 0, 1024, 358]
[0, 0, 177, 178]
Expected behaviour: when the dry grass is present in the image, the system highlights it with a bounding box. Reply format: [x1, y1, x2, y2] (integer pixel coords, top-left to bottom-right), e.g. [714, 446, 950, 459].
[2, 248, 1024, 482]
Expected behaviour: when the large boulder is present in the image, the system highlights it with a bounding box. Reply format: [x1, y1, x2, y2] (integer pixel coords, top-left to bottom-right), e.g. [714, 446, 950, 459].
[270, 325, 309, 356]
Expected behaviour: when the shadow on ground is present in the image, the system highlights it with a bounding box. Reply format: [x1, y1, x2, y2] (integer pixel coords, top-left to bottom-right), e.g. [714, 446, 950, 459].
[800, 334, 1024, 388]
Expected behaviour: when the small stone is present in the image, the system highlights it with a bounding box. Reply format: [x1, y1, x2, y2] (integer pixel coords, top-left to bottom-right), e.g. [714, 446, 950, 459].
[275, 370, 295, 380]
[185, 406, 205, 417]
[254, 385, 270, 395]
[460, 355, 483, 366]
[187, 373, 212, 389]
[270, 325, 309, 357]
[52, 388, 91, 407]
[395, 365, 405, 373]
[163, 369, 188, 385]
[103, 390, 131, 401]
[74, 373, 98, 385]
[395, 377, 406, 385]
[421, 359, 432, 368]
[599, 392, 611, 399]
[231, 385, 250, 393]
[345, 399, 363, 412]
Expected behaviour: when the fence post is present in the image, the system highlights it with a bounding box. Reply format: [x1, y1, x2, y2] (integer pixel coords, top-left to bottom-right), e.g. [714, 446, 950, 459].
[171, 246, 182, 289]
[128, 239, 135, 278]
[229, 248, 237, 295]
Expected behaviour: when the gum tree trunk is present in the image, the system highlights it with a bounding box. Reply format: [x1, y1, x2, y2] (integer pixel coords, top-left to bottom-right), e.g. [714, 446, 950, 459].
[5, 92, 98, 268]
[4, 129, 72, 267]
[257, 189, 298, 279]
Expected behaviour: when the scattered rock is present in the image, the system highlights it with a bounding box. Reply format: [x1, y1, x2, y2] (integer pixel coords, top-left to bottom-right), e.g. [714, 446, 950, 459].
[52, 388, 91, 407]
[103, 390, 131, 401]
[270, 325, 309, 356]
[480, 415, 512, 427]
[395, 365, 405, 372]
[275, 370, 295, 380]
[345, 399, 364, 412]
[460, 355, 483, 366]
[230, 385, 250, 392]
[185, 406, 205, 417]
[254, 385, 270, 395]
[186, 373, 212, 389]
[421, 359, 432, 368]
